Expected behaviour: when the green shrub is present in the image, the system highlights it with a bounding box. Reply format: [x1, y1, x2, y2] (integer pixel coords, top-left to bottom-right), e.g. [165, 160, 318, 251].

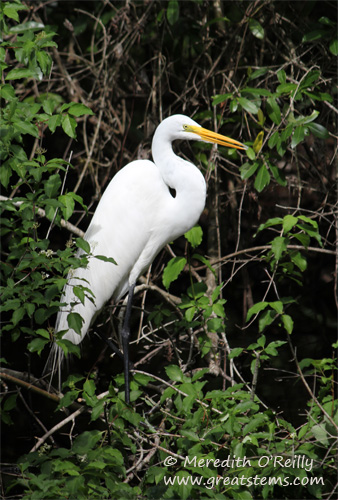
[1, 2, 337, 499]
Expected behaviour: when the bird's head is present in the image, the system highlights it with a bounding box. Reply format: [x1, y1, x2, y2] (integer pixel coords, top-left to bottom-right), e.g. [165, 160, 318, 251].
[157, 114, 247, 151]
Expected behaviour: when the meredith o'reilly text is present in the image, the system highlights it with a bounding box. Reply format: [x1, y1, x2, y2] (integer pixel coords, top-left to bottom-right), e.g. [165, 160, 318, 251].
[183, 454, 314, 473]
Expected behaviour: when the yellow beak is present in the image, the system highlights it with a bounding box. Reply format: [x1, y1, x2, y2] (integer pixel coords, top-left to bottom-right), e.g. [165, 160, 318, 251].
[186, 125, 247, 151]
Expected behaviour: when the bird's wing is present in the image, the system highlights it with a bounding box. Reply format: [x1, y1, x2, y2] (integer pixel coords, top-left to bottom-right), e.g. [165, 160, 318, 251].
[56, 160, 173, 342]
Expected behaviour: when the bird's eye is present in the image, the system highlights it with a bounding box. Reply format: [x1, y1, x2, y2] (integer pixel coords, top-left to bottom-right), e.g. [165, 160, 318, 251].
[183, 124, 188, 130]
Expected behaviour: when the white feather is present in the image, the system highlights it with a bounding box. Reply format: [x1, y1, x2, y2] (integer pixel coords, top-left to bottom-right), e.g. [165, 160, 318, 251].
[45, 114, 245, 391]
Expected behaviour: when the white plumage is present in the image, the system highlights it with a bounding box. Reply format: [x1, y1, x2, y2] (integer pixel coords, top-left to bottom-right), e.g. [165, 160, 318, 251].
[48, 114, 246, 401]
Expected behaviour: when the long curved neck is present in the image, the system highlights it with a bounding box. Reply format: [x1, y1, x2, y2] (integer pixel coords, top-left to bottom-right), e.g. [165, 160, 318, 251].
[152, 127, 206, 195]
[151, 126, 207, 232]
[152, 130, 178, 187]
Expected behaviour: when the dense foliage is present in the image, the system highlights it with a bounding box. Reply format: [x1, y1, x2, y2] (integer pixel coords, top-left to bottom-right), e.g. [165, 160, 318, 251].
[1, 1, 337, 499]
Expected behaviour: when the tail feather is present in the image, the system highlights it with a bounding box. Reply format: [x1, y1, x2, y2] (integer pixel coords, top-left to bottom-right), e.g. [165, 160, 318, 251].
[43, 342, 65, 392]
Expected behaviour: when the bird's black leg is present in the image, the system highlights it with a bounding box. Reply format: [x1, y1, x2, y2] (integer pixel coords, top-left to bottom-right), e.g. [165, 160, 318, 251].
[121, 283, 135, 404]
[95, 329, 124, 361]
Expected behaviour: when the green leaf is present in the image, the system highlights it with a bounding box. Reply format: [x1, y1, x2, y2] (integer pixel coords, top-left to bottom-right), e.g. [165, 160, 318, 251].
[57, 339, 80, 357]
[184, 225, 203, 248]
[303, 90, 333, 102]
[254, 164, 270, 192]
[291, 126, 305, 148]
[248, 19, 265, 40]
[266, 97, 281, 125]
[211, 283, 223, 303]
[37, 38, 58, 50]
[300, 70, 321, 88]
[36, 328, 50, 339]
[91, 400, 105, 421]
[297, 215, 318, 227]
[293, 232, 310, 247]
[282, 314, 294, 334]
[27, 337, 49, 354]
[3, 394, 17, 412]
[61, 114, 77, 139]
[264, 344, 278, 356]
[302, 28, 327, 43]
[212, 93, 232, 106]
[183, 305, 195, 321]
[257, 108, 265, 126]
[13, 121, 39, 138]
[253, 131, 264, 153]
[297, 220, 322, 245]
[230, 99, 238, 113]
[165, 365, 184, 382]
[42, 99, 54, 115]
[207, 317, 223, 332]
[257, 217, 283, 231]
[259, 309, 276, 332]
[73, 286, 85, 305]
[179, 428, 200, 441]
[9, 21, 44, 33]
[307, 122, 329, 139]
[238, 96, 260, 114]
[1, 299, 21, 313]
[277, 69, 286, 84]
[212, 302, 226, 318]
[276, 139, 286, 157]
[192, 254, 216, 276]
[329, 39, 338, 56]
[242, 87, 271, 97]
[67, 312, 84, 335]
[44, 173, 61, 198]
[246, 302, 268, 322]
[48, 114, 61, 132]
[248, 68, 269, 80]
[66, 103, 94, 117]
[311, 423, 329, 446]
[268, 131, 280, 149]
[228, 347, 244, 359]
[12, 307, 25, 325]
[271, 236, 287, 260]
[246, 147, 256, 161]
[94, 255, 117, 264]
[162, 256, 186, 289]
[3, 4, 26, 21]
[290, 110, 319, 126]
[36, 50, 52, 75]
[76, 237, 91, 254]
[59, 193, 75, 220]
[0, 163, 12, 188]
[283, 215, 298, 233]
[257, 334, 266, 347]
[83, 379, 96, 397]
[269, 163, 287, 186]
[34, 308, 49, 324]
[72, 430, 102, 454]
[0, 84, 15, 101]
[44, 199, 60, 221]
[268, 302, 283, 315]
[24, 303, 35, 317]
[276, 83, 298, 95]
[5, 68, 35, 80]
[166, 0, 179, 26]
[281, 124, 293, 142]
[243, 413, 266, 434]
[57, 390, 79, 411]
[290, 251, 307, 271]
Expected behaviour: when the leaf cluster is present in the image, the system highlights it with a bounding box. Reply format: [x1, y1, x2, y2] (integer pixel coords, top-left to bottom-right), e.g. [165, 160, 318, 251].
[1, 2, 337, 499]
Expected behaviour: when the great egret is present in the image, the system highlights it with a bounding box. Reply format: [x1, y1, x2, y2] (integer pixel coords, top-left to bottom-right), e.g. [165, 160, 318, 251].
[48, 114, 246, 403]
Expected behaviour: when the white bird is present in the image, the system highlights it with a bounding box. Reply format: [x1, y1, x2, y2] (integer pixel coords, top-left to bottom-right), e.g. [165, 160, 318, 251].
[48, 114, 246, 403]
